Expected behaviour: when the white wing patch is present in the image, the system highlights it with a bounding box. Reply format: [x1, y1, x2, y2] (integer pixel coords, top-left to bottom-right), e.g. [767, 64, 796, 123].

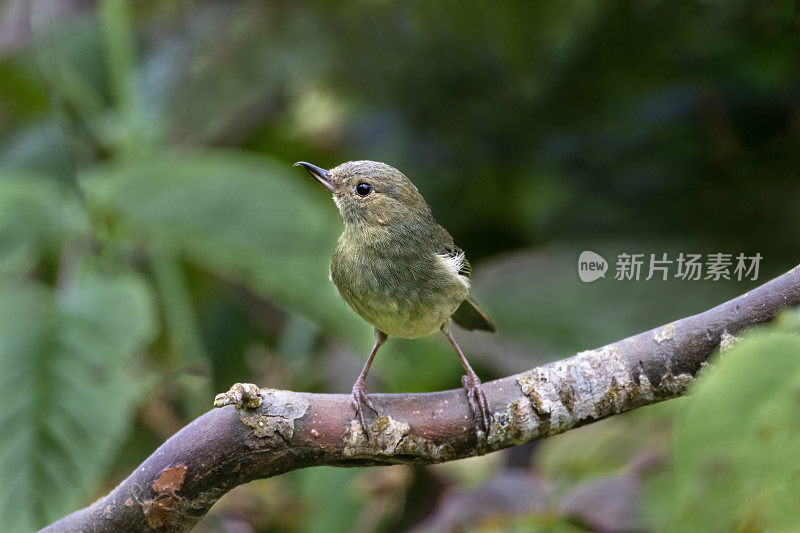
[435, 251, 470, 290]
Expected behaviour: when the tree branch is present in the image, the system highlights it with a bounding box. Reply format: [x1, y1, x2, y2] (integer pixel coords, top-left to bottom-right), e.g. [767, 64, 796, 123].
[44, 265, 800, 532]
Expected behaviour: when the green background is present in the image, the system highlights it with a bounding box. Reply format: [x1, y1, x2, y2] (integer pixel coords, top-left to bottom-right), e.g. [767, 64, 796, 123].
[0, 1, 798, 531]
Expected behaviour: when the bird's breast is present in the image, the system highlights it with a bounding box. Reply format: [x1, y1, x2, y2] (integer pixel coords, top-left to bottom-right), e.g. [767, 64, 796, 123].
[330, 235, 467, 338]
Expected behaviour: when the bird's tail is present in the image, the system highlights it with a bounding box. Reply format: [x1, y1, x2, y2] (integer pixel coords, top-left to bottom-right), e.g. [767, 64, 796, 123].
[451, 297, 495, 332]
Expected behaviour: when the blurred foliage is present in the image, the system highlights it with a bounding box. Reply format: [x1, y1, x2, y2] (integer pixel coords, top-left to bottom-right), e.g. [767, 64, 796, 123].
[81, 152, 348, 337]
[0, 272, 156, 529]
[646, 321, 800, 532]
[474, 242, 745, 354]
[0, 0, 797, 531]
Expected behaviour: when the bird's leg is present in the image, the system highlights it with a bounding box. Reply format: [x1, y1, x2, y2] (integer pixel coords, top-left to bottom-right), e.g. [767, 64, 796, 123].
[351, 328, 387, 432]
[442, 323, 491, 434]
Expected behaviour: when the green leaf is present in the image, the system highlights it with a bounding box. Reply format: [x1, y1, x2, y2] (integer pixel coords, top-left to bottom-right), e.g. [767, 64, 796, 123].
[645, 330, 800, 531]
[80, 150, 366, 341]
[0, 272, 157, 530]
[293, 467, 363, 533]
[0, 172, 87, 278]
[0, 120, 76, 180]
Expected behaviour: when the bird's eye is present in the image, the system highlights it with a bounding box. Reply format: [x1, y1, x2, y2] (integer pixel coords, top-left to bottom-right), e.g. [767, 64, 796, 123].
[355, 182, 373, 197]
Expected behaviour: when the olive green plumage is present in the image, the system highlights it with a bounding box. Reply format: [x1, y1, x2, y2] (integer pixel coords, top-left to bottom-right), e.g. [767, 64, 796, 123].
[294, 159, 494, 434]
[323, 161, 494, 338]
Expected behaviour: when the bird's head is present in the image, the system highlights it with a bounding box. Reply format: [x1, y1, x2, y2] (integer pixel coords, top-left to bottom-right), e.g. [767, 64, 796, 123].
[294, 160, 431, 227]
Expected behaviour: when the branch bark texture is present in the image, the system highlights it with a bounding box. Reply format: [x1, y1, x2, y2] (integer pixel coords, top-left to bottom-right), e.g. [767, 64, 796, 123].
[44, 265, 800, 532]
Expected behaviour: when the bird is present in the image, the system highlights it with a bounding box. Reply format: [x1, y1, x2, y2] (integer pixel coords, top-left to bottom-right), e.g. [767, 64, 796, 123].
[293, 160, 495, 434]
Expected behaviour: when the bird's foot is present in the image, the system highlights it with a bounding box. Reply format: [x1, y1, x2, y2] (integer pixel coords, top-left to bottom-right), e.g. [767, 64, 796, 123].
[351, 378, 378, 433]
[461, 372, 491, 434]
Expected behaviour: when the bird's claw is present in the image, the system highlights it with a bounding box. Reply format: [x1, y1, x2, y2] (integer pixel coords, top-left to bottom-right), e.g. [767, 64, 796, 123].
[351, 378, 377, 433]
[461, 373, 491, 434]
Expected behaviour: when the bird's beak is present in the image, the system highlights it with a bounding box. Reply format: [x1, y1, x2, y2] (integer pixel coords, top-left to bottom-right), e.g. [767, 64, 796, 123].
[293, 161, 335, 192]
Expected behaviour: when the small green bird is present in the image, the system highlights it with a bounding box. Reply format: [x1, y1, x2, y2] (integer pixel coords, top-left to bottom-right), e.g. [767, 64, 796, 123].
[294, 160, 495, 433]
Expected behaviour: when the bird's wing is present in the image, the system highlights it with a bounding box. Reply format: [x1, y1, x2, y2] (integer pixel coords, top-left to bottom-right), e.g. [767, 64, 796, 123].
[442, 245, 472, 278]
[440, 243, 495, 333]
